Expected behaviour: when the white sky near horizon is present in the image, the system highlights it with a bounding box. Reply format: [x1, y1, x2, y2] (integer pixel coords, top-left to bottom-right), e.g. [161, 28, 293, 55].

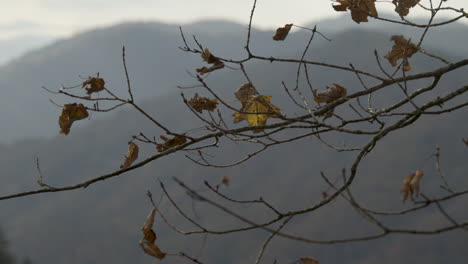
[0, 0, 467, 41]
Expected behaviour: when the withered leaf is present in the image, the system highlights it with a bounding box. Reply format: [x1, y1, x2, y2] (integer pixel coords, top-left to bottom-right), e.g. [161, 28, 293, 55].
[196, 48, 225, 75]
[299, 257, 320, 264]
[156, 135, 187, 152]
[140, 208, 166, 260]
[463, 138, 468, 146]
[401, 169, 424, 202]
[188, 93, 219, 113]
[384, 35, 419, 71]
[221, 176, 230, 186]
[235, 83, 260, 107]
[393, 0, 420, 16]
[332, 0, 378, 23]
[141, 208, 156, 242]
[201, 48, 221, 64]
[313, 84, 347, 104]
[120, 142, 139, 169]
[233, 95, 281, 132]
[273, 24, 293, 41]
[58, 103, 89, 135]
[82, 77, 105, 95]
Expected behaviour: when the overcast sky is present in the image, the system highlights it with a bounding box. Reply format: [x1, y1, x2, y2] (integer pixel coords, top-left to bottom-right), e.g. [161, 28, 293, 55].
[0, 0, 467, 40]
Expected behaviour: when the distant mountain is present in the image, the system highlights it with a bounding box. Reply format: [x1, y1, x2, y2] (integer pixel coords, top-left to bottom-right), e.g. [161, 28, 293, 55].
[0, 19, 466, 264]
[0, 35, 55, 66]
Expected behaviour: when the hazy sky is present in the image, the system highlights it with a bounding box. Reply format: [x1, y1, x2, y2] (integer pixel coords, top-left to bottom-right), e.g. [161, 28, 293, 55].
[0, 0, 467, 40]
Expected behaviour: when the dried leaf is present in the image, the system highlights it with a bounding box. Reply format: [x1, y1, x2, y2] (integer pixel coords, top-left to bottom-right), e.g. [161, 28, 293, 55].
[82, 77, 105, 95]
[462, 138, 468, 146]
[299, 257, 320, 264]
[201, 48, 221, 64]
[393, 0, 420, 16]
[313, 84, 347, 104]
[221, 176, 230, 186]
[233, 95, 281, 133]
[58, 103, 89, 135]
[332, 0, 378, 23]
[141, 208, 157, 243]
[120, 142, 139, 169]
[384, 35, 419, 71]
[235, 83, 260, 107]
[273, 24, 293, 41]
[140, 242, 166, 260]
[188, 93, 219, 113]
[196, 48, 224, 75]
[140, 208, 166, 260]
[156, 135, 187, 152]
[401, 169, 424, 202]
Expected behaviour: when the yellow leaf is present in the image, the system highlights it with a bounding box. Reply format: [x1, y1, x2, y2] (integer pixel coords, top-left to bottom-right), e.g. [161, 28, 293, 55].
[273, 24, 293, 41]
[156, 135, 187, 152]
[233, 95, 281, 132]
[384, 35, 419, 72]
[58, 103, 89, 135]
[120, 142, 139, 169]
[82, 77, 105, 95]
[401, 169, 424, 202]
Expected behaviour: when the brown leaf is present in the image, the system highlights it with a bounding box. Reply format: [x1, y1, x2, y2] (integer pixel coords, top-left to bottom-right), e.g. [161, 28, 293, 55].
[120, 142, 139, 169]
[82, 77, 105, 95]
[58, 103, 89, 135]
[156, 135, 187, 152]
[299, 257, 320, 264]
[140, 242, 166, 260]
[196, 48, 225, 75]
[196, 62, 224, 75]
[384, 35, 419, 71]
[332, 0, 378, 23]
[273, 24, 293, 41]
[401, 169, 424, 202]
[188, 93, 219, 113]
[221, 176, 230, 186]
[235, 83, 260, 107]
[313, 84, 347, 104]
[462, 138, 468, 146]
[393, 0, 420, 16]
[201, 48, 221, 64]
[140, 208, 166, 260]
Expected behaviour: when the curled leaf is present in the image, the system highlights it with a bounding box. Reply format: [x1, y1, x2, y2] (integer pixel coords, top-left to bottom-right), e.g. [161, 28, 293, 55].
[82, 77, 105, 95]
[299, 257, 320, 264]
[141, 208, 156, 243]
[120, 142, 139, 169]
[401, 169, 424, 202]
[273, 24, 293, 41]
[140, 208, 165, 260]
[393, 0, 420, 16]
[156, 135, 187, 152]
[196, 48, 224, 75]
[221, 176, 230, 186]
[332, 0, 378, 23]
[58, 103, 89, 135]
[188, 93, 219, 113]
[313, 84, 347, 104]
[384, 35, 419, 71]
